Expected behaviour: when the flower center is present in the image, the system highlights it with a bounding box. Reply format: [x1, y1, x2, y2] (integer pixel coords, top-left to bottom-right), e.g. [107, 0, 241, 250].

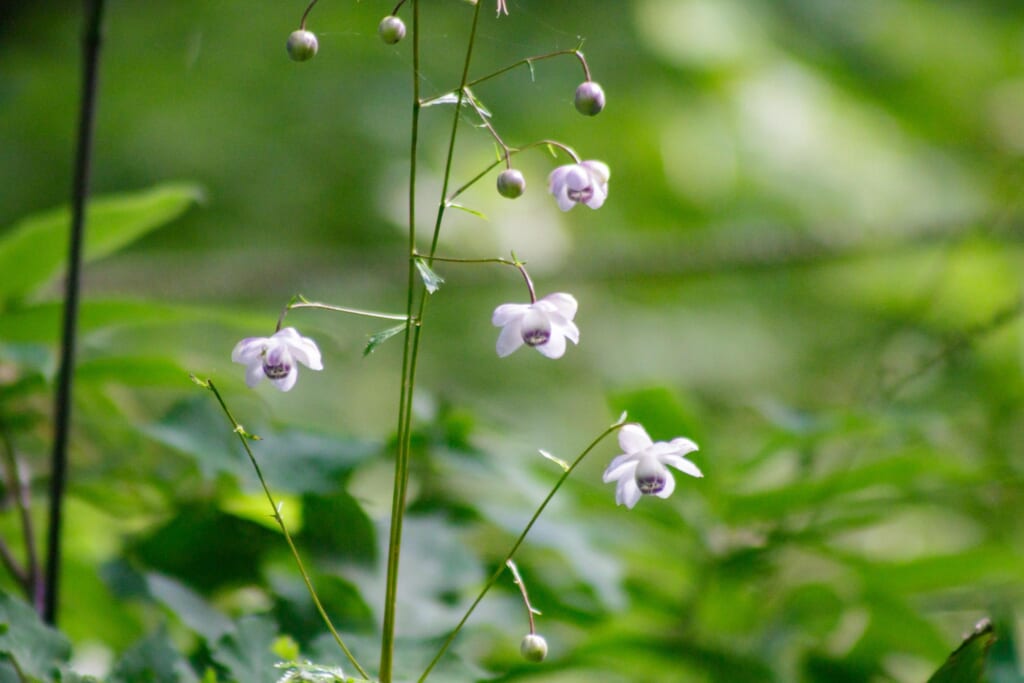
[262, 348, 293, 380]
[634, 456, 667, 495]
[520, 308, 552, 347]
[567, 185, 593, 204]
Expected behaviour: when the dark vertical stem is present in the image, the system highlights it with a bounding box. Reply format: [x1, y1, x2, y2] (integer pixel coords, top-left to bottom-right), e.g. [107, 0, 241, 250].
[44, 0, 106, 625]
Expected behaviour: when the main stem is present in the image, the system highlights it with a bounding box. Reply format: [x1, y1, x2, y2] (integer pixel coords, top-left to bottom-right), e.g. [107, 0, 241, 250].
[379, 2, 483, 680]
[45, 0, 105, 625]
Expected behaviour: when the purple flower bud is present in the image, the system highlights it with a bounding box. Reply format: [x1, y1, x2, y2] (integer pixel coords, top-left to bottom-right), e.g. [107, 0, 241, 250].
[378, 16, 406, 45]
[496, 169, 526, 199]
[286, 30, 319, 62]
[574, 81, 606, 116]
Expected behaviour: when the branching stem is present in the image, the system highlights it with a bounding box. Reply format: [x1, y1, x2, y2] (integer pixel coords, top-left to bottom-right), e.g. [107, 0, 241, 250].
[196, 377, 371, 681]
[417, 418, 627, 682]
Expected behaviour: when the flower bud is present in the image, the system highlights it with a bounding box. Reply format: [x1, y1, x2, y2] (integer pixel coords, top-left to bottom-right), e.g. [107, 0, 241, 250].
[520, 634, 548, 663]
[378, 16, 407, 45]
[574, 81, 605, 116]
[496, 169, 526, 199]
[286, 30, 319, 62]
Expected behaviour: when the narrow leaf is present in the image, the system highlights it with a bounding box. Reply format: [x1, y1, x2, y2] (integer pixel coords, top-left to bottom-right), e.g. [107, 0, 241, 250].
[926, 618, 996, 683]
[414, 258, 445, 294]
[364, 323, 406, 356]
[447, 202, 488, 221]
[538, 449, 570, 472]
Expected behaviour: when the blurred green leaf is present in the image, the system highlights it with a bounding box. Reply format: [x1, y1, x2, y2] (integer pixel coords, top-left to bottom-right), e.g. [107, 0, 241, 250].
[297, 493, 376, 564]
[0, 591, 71, 682]
[608, 387, 703, 444]
[108, 628, 199, 683]
[146, 573, 233, 644]
[0, 183, 202, 303]
[128, 507, 280, 593]
[211, 616, 278, 683]
[926, 618, 994, 683]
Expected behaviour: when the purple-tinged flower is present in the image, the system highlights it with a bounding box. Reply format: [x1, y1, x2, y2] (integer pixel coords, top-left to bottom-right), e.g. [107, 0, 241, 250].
[602, 424, 702, 509]
[548, 161, 609, 211]
[492, 293, 579, 359]
[231, 327, 323, 392]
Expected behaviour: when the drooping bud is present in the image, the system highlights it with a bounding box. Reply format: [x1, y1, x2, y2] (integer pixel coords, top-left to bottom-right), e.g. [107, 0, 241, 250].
[378, 16, 406, 45]
[520, 634, 548, 663]
[574, 81, 606, 116]
[496, 169, 526, 199]
[286, 30, 319, 62]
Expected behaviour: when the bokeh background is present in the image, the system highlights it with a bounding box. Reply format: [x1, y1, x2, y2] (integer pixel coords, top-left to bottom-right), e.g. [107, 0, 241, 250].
[2, 0, 1024, 681]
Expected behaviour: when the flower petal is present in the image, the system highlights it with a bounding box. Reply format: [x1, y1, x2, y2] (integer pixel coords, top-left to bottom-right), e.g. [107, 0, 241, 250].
[288, 335, 323, 370]
[668, 437, 700, 456]
[603, 455, 637, 483]
[535, 330, 567, 359]
[244, 362, 265, 388]
[618, 424, 653, 455]
[495, 320, 524, 357]
[654, 469, 676, 499]
[584, 182, 607, 209]
[555, 190, 577, 212]
[555, 318, 580, 345]
[232, 337, 267, 364]
[617, 477, 642, 509]
[582, 160, 610, 184]
[271, 366, 299, 392]
[662, 454, 703, 478]
[492, 302, 529, 327]
[542, 292, 578, 320]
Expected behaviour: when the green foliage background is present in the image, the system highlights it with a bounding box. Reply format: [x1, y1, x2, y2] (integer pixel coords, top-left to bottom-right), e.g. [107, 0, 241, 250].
[1, 0, 1024, 681]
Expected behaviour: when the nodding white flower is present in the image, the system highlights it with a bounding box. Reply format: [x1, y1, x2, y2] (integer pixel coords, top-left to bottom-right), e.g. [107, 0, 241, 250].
[231, 327, 323, 392]
[602, 424, 702, 509]
[548, 161, 609, 211]
[492, 293, 579, 359]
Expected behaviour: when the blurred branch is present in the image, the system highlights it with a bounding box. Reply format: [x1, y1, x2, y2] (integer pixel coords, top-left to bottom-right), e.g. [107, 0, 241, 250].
[0, 425, 40, 609]
[880, 296, 1024, 400]
[45, 0, 106, 626]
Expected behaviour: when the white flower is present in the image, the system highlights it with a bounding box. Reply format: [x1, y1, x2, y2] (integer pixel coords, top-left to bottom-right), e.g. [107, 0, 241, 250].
[492, 292, 579, 359]
[497, 0, 509, 15]
[602, 424, 702, 509]
[231, 327, 323, 392]
[548, 160, 610, 211]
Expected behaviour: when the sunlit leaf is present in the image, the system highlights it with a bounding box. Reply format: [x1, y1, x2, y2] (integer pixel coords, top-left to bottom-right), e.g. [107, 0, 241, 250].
[0, 183, 202, 303]
[363, 323, 406, 356]
[926, 618, 995, 683]
[414, 258, 445, 294]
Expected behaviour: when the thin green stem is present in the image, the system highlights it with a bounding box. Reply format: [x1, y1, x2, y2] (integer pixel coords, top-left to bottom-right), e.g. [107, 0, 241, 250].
[378, 0, 424, 678]
[275, 295, 408, 332]
[196, 377, 370, 681]
[380, 2, 484, 680]
[444, 139, 581, 206]
[417, 419, 627, 683]
[506, 560, 538, 634]
[299, 0, 319, 29]
[463, 47, 590, 90]
[421, 253, 536, 301]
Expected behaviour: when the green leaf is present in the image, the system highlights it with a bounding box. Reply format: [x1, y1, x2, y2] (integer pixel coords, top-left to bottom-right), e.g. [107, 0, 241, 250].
[0, 590, 71, 682]
[145, 573, 234, 644]
[297, 493, 376, 564]
[446, 202, 488, 221]
[926, 618, 995, 683]
[211, 616, 279, 683]
[414, 258, 444, 294]
[108, 628, 199, 683]
[0, 183, 202, 303]
[363, 323, 406, 356]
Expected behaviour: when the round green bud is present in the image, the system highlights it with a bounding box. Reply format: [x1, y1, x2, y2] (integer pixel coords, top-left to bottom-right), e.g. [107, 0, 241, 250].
[574, 81, 606, 116]
[378, 16, 407, 45]
[286, 30, 319, 62]
[496, 169, 526, 199]
[520, 634, 548, 663]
